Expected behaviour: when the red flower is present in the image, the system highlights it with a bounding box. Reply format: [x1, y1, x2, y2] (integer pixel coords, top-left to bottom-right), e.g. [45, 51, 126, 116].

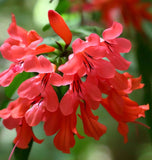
[100, 21, 132, 70]
[0, 73, 60, 128]
[13, 118, 43, 149]
[59, 33, 115, 78]
[53, 109, 83, 153]
[0, 112, 43, 149]
[99, 71, 149, 142]
[92, 0, 152, 31]
[0, 14, 55, 87]
[60, 74, 101, 115]
[17, 73, 59, 126]
[44, 108, 83, 153]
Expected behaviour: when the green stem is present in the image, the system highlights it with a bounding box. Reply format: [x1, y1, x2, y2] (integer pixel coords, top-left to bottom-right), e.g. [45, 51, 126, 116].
[13, 140, 33, 160]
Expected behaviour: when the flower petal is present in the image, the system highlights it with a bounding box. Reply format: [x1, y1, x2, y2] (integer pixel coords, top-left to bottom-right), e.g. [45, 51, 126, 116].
[18, 76, 40, 99]
[106, 52, 131, 70]
[54, 116, 75, 153]
[8, 14, 27, 42]
[85, 46, 106, 59]
[95, 59, 115, 78]
[118, 122, 129, 143]
[0, 43, 25, 62]
[34, 44, 55, 55]
[102, 22, 123, 40]
[0, 64, 22, 87]
[27, 30, 43, 49]
[58, 55, 82, 75]
[60, 91, 79, 116]
[44, 110, 61, 136]
[3, 116, 20, 129]
[114, 38, 132, 53]
[25, 103, 44, 126]
[80, 103, 107, 140]
[44, 84, 59, 112]
[24, 55, 54, 73]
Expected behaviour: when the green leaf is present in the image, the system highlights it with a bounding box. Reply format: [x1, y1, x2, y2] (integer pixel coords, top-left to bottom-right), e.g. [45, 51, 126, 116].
[42, 23, 50, 32]
[0, 72, 33, 109]
[5, 72, 33, 98]
[55, 0, 70, 14]
[71, 25, 103, 39]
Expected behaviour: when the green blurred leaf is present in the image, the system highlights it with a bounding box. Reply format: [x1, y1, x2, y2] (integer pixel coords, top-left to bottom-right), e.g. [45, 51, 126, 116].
[42, 23, 50, 32]
[0, 72, 33, 109]
[5, 72, 33, 98]
[71, 25, 103, 39]
[55, 0, 70, 14]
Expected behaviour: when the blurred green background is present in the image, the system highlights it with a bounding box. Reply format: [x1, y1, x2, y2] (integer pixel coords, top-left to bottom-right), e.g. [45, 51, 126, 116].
[0, 0, 152, 160]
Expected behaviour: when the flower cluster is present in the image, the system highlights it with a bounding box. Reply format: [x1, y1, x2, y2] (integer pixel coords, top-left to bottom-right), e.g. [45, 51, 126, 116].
[0, 10, 149, 155]
[70, 0, 152, 31]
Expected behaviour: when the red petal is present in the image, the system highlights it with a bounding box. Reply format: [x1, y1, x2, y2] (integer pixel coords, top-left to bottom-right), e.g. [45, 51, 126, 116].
[109, 71, 129, 90]
[35, 44, 55, 55]
[114, 38, 132, 53]
[3, 116, 20, 129]
[18, 76, 40, 99]
[14, 119, 43, 149]
[102, 22, 123, 40]
[53, 117, 75, 153]
[60, 91, 77, 116]
[49, 73, 64, 86]
[85, 46, 106, 59]
[44, 110, 61, 136]
[95, 59, 115, 78]
[80, 103, 107, 140]
[44, 84, 59, 112]
[130, 75, 144, 91]
[24, 55, 54, 73]
[84, 77, 101, 101]
[11, 98, 30, 118]
[58, 55, 82, 75]
[48, 10, 72, 45]
[118, 122, 129, 143]
[25, 103, 44, 126]
[108, 91, 124, 116]
[8, 14, 27, 42]
[106, 51, 131, 70]
[0, 108, 10, 119]
[0, 43, 25, 62]
[27, 30, 42, 48]
[0, 64, 21, 87]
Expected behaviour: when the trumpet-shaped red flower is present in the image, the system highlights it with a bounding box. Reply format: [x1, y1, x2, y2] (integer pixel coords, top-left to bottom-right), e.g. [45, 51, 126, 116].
[53, 110, 83, 153]
[0, 109, 43, 149]
[99, 71, 149, 142]
[13, 118, 43, 149]
[17, 73, 59, 126]
[0, 73, 60, 128]
[100, 21, 132, 70]
[59, 33, 115, 78]
[0, 14, 55, 87]
[44, 108, 83, 153]
[60, 74, 102, 116]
